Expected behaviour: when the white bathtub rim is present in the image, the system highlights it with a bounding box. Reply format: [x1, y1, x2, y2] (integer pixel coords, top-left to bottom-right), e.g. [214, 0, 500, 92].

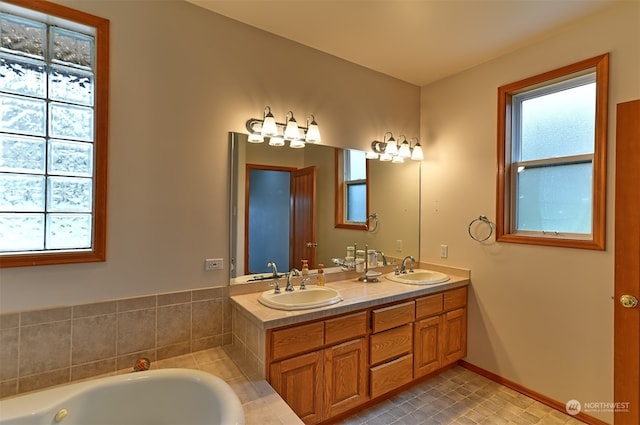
[0, 368, 245, 424]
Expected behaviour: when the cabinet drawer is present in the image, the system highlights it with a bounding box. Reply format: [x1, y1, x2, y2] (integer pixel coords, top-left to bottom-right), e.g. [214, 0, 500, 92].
[325, 311, 368, 345]
[415, 293, 443, 319]
[371, 301, 415, 333]
[369, 354, 413, 398]
[270, 322, 324, 361]
[444, 287, 467, 310]
[370, 323, 413, 365]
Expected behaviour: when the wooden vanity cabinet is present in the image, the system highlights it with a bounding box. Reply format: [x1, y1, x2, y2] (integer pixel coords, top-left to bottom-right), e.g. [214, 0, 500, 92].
[268, 311, 368, 424]
[266, 286, 467, 424]
[414, 287, 468, 378]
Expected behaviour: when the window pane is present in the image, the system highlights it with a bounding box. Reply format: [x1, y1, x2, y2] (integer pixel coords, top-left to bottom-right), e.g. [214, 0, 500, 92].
[519, 82, 596, 161]
[0, 14, 45, 58]
[47, 176, 93, 212]
[48, 140, 93, 177]
[0, 213, 44, 251]
[0, 53, 46, 97]
[51, 27, 93, 68]
[0, 94, 46, 136]
[46, 213, 92, 249]
[0, 173, 45, 211]
[0, 134, 46, 173]
[49, 65, 93, 106]
[346, 182, 366, 222]
[346, 150, 366, 180]
[49, 102, 94, 141]
[516, 162, 592, 234]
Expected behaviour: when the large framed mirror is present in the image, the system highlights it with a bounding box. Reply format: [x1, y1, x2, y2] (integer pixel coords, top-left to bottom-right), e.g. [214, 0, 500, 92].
[229, 132, 420, 279]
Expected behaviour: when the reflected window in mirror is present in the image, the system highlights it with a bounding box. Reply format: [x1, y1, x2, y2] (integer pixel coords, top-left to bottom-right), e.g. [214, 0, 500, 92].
[335, 149, 369, 230]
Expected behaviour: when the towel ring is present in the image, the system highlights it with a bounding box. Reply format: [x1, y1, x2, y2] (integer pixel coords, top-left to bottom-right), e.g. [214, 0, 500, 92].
[367, 213, 379, 233]
[468, 215, 494, 242]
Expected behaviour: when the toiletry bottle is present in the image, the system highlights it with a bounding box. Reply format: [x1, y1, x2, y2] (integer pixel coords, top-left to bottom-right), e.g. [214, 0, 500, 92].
[301, 259, 309, 276]
[317, 263, 325, 286]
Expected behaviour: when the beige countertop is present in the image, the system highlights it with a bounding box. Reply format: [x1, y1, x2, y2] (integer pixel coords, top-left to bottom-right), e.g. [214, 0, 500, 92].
[230, 263, 471, 329]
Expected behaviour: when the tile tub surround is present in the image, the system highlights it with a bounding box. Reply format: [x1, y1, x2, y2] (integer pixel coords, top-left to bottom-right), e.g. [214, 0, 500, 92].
[228, 263, 470, 379]
[0, 286, 232, 399]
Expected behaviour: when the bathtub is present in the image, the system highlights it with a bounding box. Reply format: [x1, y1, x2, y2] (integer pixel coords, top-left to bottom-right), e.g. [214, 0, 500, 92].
[0, 368, 245, 425]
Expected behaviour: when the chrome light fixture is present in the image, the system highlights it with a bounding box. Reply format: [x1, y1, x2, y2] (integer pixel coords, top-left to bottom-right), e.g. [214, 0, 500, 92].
[246, 106, 321, 149]
[370, 132, 423, 163]
[261, 106, 278, 137]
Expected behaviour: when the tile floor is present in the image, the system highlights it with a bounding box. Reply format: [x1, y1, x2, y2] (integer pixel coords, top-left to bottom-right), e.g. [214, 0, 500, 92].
[338, 366, 586, 425]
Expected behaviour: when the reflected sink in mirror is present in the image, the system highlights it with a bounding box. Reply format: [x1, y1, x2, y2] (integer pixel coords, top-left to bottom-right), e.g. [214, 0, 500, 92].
[258, 286, 343, 310]
[385, 269, 450, 285]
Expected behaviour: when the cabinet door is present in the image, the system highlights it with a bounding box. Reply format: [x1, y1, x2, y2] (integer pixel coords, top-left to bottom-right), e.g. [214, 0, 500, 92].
[442, 307, 467, 365]
[414, 315, 443, 378]
[270, 350, 324, 424]
[324, 338, 369, 418]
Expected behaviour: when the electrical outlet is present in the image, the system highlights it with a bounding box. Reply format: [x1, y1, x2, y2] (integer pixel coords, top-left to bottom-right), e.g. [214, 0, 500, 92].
[396, 240, 403, 252]
[205, 258, 223, 271]
[440, 244, 448, 259]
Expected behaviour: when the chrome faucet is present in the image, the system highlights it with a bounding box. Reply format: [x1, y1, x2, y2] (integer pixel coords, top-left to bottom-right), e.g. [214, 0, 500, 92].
[286, 268, 300, 292]
[400, 255, 415, 274]
[376, 251, 388, 266]
[267, 261, 282, 293]
[267, 261, 278, 278]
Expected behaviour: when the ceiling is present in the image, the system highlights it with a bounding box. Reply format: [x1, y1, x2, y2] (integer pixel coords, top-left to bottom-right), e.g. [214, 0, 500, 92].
[185, 0, 619, 86]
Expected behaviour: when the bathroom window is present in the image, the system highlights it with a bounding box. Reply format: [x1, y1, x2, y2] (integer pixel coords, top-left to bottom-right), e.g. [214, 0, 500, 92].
[0, 1, 109, 267]
[496, 54, 608, 250]
[335, 148, 369, 230]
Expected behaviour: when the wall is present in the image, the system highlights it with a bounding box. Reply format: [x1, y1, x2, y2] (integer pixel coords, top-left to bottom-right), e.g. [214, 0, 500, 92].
[419, 2, 640, 423]
[0, 0, 419, 312]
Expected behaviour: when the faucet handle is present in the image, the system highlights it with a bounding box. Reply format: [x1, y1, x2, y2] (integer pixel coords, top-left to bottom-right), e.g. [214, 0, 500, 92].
[271, 281, 281, 294]
[299, 277, 309, 290]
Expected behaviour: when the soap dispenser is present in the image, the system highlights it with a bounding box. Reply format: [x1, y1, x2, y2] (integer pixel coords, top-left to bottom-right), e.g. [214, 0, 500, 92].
[317, 263, 325, 286]
[301, 259, 309, 276]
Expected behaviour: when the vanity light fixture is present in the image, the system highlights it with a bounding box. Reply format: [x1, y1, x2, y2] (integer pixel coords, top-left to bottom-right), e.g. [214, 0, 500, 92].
[245, 106, 322, 148]
[369, 132, 423, 162]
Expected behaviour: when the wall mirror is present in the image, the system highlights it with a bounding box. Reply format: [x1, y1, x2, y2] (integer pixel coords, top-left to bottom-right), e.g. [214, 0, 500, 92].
[229, 132, 420, 279]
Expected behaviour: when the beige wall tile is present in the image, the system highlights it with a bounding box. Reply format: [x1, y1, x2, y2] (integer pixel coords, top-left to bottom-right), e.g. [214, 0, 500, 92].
[72, 314, 117, 365]
[117, 309, 155, 355]
[158, 291, 191, 306]
[73, 301, 116, 318]
[18, 368, 69, 394]
[157, 342, 191, 361]
[157, 304, 191, 347]
[0, 327, 18, 380]
[0, 313, 19, 330]
[117, 296, 156, 312]
[21, 307, 71, 326]
[70, 358, 116, 382]
[19, 321, 71, 376]
[192, 299, 222, 339]
[0, 379, 17, 398]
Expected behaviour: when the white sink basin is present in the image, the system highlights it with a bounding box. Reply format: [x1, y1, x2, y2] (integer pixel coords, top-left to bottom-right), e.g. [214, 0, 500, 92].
[385, 269, 450, 285]
[258, 285, 343, 310]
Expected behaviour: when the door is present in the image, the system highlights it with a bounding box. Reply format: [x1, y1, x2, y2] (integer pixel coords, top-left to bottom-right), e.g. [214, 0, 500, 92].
[291, 166, 317, 269]
[614, 99, 640, 424]
[245, 166, 292, 274]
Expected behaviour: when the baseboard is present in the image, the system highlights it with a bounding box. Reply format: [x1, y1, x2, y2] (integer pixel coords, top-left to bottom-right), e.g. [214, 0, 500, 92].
[459, 360, 610, 425]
